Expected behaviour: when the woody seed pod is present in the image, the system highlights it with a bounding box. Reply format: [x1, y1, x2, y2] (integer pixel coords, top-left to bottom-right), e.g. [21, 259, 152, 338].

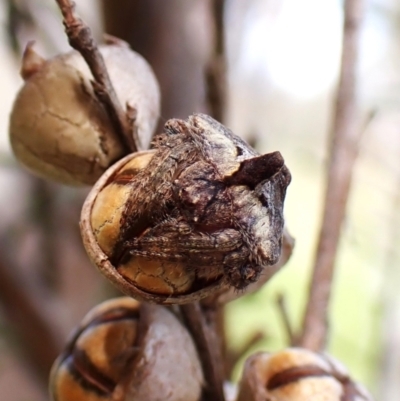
[49, 297, 203, 401]
[9, 41, 160, 186]
[80, 114, 291, 305]
[237, 348, 374, 401]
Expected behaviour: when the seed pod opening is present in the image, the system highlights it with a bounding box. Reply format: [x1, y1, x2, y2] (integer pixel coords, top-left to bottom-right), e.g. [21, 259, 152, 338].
[50, 297, 203, 401]
[237, 348, 374, 401]
[9, 42, 160, 186]
[80, 114, 291, 304]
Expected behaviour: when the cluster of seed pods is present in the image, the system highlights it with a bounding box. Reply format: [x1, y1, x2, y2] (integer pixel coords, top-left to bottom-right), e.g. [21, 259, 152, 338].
[8, 25, 374, 401]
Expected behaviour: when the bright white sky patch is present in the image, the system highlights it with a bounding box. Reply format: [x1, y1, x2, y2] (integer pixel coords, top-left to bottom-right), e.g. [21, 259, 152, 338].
[240, 0, 343, 99]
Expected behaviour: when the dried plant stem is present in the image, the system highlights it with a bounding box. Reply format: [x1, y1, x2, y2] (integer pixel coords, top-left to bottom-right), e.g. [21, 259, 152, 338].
[276, 293, 296, 346]
[299, 0, 365, 351]
[54, 0, 138, 152]
[180, 303, 225, 401]
[206, 0, 226, 122]
[225, 331, 265, 377]
[0, 256, 60, 386]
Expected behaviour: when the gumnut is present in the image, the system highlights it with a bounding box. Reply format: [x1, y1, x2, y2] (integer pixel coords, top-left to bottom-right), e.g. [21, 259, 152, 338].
[49, 297, 203, 401]
[9, 41, 160, 185]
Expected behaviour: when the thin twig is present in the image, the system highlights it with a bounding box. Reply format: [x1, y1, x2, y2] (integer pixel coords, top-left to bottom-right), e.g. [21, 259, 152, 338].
[206, 0, 226, 122]
[298, 0, 365, 351]
[276, 293, 295, 346]
[180, 303, 225, 401]
[225, 331, 265, 377]
[0, 255, 61, 386]
[54, 0, 138, 152]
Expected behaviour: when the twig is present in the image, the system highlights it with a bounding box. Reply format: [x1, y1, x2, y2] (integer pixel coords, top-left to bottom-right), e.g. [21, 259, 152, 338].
[298, 0, 365, 351]
[180, 303, 225, 401]
[0, 255, 61, 386]
[206, 0, 226, 122]
[276, 293, 295, 346]
[54, 0, 138, 152]
[225, 331, 265, 377]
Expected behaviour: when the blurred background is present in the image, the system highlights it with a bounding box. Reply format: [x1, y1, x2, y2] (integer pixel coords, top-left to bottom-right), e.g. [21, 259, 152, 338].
[0, 0, 399, 399]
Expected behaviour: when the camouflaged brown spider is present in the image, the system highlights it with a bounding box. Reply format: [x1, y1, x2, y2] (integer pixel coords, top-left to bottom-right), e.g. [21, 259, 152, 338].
[81, 113, 291, 304]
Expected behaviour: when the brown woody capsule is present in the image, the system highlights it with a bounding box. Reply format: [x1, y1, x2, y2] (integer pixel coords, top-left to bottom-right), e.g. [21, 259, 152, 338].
[9, 42, 160, 186]
[80, 114, 291, 304]
[49, 297, 203, 401]
[237, 348, 374, 401]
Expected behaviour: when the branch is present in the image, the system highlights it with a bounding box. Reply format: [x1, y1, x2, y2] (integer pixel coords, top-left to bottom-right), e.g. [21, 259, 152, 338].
[0, 255, 61, 386]
[298, 0, 365, 351]
[54, 0, 138, 152]
[180, 303, 226, 401]
[206, 0, 226, 122]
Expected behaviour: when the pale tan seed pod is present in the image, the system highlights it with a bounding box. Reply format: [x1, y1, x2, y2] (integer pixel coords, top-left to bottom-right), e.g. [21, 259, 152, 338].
[49, 297, 203, 401]
[237, 348, 374, 401]
[9, 41, 160, 186]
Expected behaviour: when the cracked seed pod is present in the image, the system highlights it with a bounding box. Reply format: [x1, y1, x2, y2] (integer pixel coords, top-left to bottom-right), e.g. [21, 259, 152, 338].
[9, 41, 160, 186]
[237, 348, 374, 401]
[49, 297, 203, 401]
[80, 113, 291, 304]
